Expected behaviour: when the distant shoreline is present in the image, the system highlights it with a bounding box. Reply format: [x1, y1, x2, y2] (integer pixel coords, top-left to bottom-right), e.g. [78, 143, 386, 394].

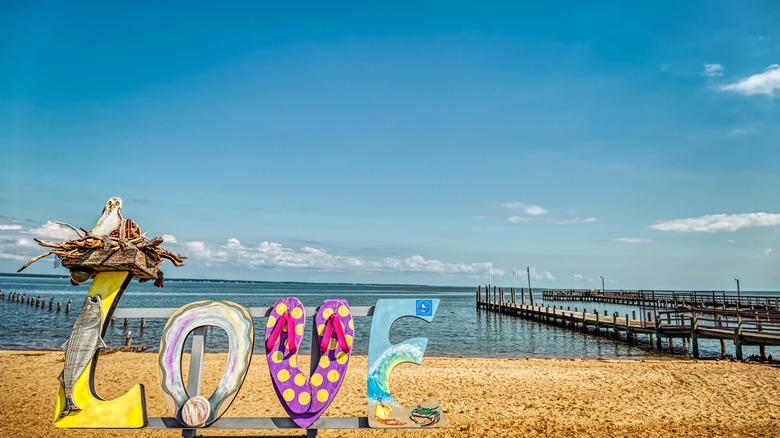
[3, 272, 778, 292]
[0, 272, 458, 288]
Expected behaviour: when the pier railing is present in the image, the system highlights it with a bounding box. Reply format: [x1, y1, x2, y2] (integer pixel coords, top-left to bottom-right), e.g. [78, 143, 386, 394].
[542, 289, 780, 312]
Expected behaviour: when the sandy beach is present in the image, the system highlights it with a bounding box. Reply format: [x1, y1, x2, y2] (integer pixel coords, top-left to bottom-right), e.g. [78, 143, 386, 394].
[1, 350, 778, 437]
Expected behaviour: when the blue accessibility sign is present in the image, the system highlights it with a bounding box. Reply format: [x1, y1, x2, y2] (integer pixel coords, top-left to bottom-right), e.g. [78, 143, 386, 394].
[415, 299, 433, 317]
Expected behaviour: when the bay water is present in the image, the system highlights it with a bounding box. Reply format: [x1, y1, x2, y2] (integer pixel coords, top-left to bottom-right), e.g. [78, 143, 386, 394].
[1, 275, 777, 359]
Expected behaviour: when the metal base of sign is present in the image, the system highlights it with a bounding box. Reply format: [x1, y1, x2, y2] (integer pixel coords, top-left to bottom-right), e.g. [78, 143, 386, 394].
[148, 416, 370, 437]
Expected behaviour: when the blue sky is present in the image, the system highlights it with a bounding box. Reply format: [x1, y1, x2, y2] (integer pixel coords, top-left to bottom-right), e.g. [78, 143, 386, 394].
[1, 1, 779, 290]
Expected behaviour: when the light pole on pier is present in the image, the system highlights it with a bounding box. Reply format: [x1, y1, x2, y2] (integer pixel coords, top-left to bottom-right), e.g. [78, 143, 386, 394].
[488, 260, 492, 287]
[735, 278, 740, 302]
[600, 276, 605, 293]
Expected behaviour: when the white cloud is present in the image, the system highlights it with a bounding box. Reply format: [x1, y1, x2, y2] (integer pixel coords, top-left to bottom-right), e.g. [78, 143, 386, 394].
[507, 216, 532, 224]
[26, 221, 79, 241]
[0, 251, 27, 261]
[161, 234, 177, 244]
[555, 217, 597, 225]
[732, 129, 749, 134]
[0, 224, 23, 231]
[15, 238, 37, 247]
[183, 241, 215, 259]
[611, 237, 654, 243]
[493, 203, 595, 226]
[719, 64, 780, 96]
[649, 213, 780, 233]
[573, 274, 583, 280]
[178, 238, 489, 275]
[501, 202, 548, 216]
[703, 63, 724, 77]
[766, 248, 774, 256]
[515, 267, 555, 282]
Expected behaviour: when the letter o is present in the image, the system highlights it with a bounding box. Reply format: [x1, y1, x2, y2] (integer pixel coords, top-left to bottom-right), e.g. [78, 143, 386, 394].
[158, 300, 253, 427]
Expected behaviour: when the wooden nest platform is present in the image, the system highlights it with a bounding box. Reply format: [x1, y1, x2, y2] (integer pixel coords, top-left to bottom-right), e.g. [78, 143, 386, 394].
[18, 220, 186, 287]
[62, 248, 162, 281]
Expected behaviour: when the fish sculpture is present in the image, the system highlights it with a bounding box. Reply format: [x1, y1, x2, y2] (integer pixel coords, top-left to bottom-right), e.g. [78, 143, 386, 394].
[58, 295, 106, 418]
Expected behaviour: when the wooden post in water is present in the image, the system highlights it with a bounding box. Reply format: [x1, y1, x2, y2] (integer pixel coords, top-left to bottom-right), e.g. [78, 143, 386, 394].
[691, 312, 699, 359]
[717, 315, 726, 356]
[734, 314, 743, 360]
[66, 299, 71, 313]
[757, 316, 766, 359]
[125, 331, 132, 348]
[612, 312, 619, 338]
[625, 313, 632, 342]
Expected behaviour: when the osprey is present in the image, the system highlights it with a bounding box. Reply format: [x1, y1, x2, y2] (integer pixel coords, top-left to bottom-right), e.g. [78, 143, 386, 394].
[90, 197, 123, 237]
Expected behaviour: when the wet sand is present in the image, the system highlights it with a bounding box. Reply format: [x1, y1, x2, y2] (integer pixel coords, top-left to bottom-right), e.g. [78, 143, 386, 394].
[1, 351, 778, 437]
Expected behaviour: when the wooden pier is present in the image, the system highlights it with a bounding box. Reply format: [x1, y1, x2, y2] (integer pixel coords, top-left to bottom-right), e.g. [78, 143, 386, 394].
[542, 289, 780, 311]
[478, 286, 780, 360]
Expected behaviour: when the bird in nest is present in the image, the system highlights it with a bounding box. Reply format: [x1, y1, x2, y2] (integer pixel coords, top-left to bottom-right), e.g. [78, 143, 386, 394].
[90, 197, 142, 246]
[91, 197, 123, 236]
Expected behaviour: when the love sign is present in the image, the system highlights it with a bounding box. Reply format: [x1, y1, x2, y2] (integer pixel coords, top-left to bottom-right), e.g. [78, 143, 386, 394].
[53, 271, 447, 432]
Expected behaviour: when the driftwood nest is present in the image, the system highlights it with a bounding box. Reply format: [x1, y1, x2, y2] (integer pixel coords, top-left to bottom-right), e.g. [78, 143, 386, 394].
[18, 221, 186, 287]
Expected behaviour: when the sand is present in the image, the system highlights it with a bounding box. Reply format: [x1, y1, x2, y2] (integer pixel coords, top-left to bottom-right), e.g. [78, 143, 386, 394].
[1, 351, 778, 437]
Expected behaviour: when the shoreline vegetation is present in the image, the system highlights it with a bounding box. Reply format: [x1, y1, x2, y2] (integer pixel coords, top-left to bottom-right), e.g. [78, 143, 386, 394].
[2, 351, 778, 437]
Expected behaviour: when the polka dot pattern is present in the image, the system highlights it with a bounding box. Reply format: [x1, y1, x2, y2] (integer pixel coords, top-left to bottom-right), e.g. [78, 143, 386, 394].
[265, 297, 310, 415]
[309, 299, 353, 414]
[264, 298, 353, 429]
